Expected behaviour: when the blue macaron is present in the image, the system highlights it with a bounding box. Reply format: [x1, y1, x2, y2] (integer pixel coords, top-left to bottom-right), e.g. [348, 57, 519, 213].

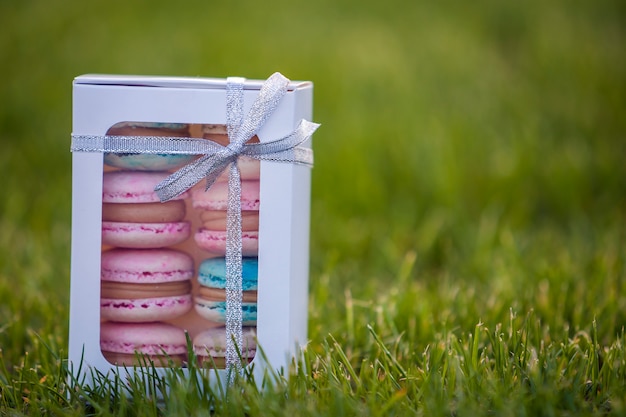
[104, 122, 196, 171]
[197, 257, 258, 291]
[194, 299, 257, 325]
[103, 153, 197, 171]
[195, 257, 258, 324]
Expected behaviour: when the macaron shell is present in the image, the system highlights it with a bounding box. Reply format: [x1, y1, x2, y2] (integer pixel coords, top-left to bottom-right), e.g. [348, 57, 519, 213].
[193, 326, 256, 360]
[214, 156, 260, 182]
[100, 321, 188, 356]
[191, 123, 261, 146]
[103, 171, 189, 203]
[191, 180, 260, 211]
[194, 298, 257, 325]
[101, 248, 194, 283]
[104, 153, 197, 171]
[101, 294, 193, 322]
[106, 121, 190, 136]
[102, 221, 190, 248]
[103, 120, 195, 172]
[101, 351, 185, 367]
[194, 229, 258, 256]
[194, 123, 228, 137]
[197, 257, 258, 290]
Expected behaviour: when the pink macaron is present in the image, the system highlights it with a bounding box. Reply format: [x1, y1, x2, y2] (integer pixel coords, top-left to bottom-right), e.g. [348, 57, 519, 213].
[101, 222, 191, 249]
[100, 248, 194, 322]
[194, 230, 258, 257]
[102, 170, 189, 203]
[102, 171, 190, 248]
[191, 180, 260, 211]
[192, 180, 259, 256]
[100, 321, 188, 366]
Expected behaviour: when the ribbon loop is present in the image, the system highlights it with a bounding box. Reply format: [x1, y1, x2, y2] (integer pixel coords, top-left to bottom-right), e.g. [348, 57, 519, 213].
[152, 72, 316, 202]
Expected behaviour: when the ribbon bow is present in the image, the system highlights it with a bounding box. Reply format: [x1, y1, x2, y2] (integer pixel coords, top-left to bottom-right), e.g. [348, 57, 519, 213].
[71, 72, 319, 380]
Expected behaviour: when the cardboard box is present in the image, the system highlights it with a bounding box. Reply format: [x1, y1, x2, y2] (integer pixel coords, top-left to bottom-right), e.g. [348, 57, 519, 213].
[69, 73, 315, 384]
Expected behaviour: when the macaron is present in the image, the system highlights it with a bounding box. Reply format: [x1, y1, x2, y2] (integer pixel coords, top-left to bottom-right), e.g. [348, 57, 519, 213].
[102, 171, 190, 248]
[215, 156, 260, 182]
[192, 180, 259, 256]
[107, 122, 190, 137]
[188, 123, 260, 181]
[104, 122, 196, 171]
[100, 248, 194, 322]
[194, 257, 258, 325]
[100, 321, 188, 367]
[102, 222, 192, 249]
[192, 180, 260, 211]
[188, 123, 257, 146]
[193, 326, 257, 367]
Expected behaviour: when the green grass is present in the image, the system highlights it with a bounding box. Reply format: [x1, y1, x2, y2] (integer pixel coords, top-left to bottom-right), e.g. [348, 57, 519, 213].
[1, 0, 625, 415]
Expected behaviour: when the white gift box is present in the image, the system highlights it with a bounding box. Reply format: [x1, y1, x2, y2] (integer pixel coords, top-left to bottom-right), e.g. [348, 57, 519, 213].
[69, 73, 315, 385]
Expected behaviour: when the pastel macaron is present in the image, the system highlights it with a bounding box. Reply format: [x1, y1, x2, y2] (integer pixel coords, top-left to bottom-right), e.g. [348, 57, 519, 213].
[193, 326, 257, 367]
[192, 180, 259, 256]
[192, 180, 260, 211]
[194, 257, 258, 325]
[187, 124, 261, 181]
[100, 321, 188, 366]
[216, 156, 260, 182]
[102, 171, 190, 248]
[104, 122, 196, 171]
[100, 248, 194, 322]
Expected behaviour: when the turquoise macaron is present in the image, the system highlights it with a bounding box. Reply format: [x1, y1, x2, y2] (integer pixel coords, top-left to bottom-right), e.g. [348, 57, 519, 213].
[104, 153, 197, 171]
[197, 257, 258, 291]
[194, 257, 258, 325]
[104, 122, 196, 171]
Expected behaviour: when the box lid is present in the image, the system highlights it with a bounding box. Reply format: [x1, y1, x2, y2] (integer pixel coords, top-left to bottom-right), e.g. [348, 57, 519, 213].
[74, 74, 311, 91]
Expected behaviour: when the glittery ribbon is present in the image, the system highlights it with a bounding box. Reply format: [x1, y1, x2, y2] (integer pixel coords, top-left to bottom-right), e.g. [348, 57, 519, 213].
[70, 72, 319, 380]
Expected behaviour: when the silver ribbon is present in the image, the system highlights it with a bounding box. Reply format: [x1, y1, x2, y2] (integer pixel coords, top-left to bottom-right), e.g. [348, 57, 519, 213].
[70, 72, 319, 380]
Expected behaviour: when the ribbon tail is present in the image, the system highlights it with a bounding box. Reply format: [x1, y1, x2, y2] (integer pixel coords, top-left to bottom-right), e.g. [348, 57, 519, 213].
[255, 146, 314, 166]
[203, 159, 231, 192]
[155, 153, 227, 202]
[243, 120, 319, 160]
[225, 161, 244, 383]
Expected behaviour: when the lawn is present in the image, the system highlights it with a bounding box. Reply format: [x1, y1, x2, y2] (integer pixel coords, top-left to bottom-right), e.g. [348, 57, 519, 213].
[1, 0, 625, 415]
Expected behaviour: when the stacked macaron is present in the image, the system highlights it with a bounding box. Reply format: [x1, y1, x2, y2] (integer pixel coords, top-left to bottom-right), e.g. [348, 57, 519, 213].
[188, 125, 260, 260]
[100, 122, 196, 367]
[100, 249, 194, 323]
[193, 326, 257, 367]
[105, 122, 194, 171]
[191, 180, 260, 256]
[99, 122, 262, 368]
[101, 321, 188, 366]
[102, 170, 192, 248]
[194, 257, 258, 325]
[188, 124, 261, 367]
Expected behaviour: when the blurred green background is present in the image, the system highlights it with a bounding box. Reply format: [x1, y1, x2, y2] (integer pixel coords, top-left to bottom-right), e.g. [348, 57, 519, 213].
[0, 0, 624, 365]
